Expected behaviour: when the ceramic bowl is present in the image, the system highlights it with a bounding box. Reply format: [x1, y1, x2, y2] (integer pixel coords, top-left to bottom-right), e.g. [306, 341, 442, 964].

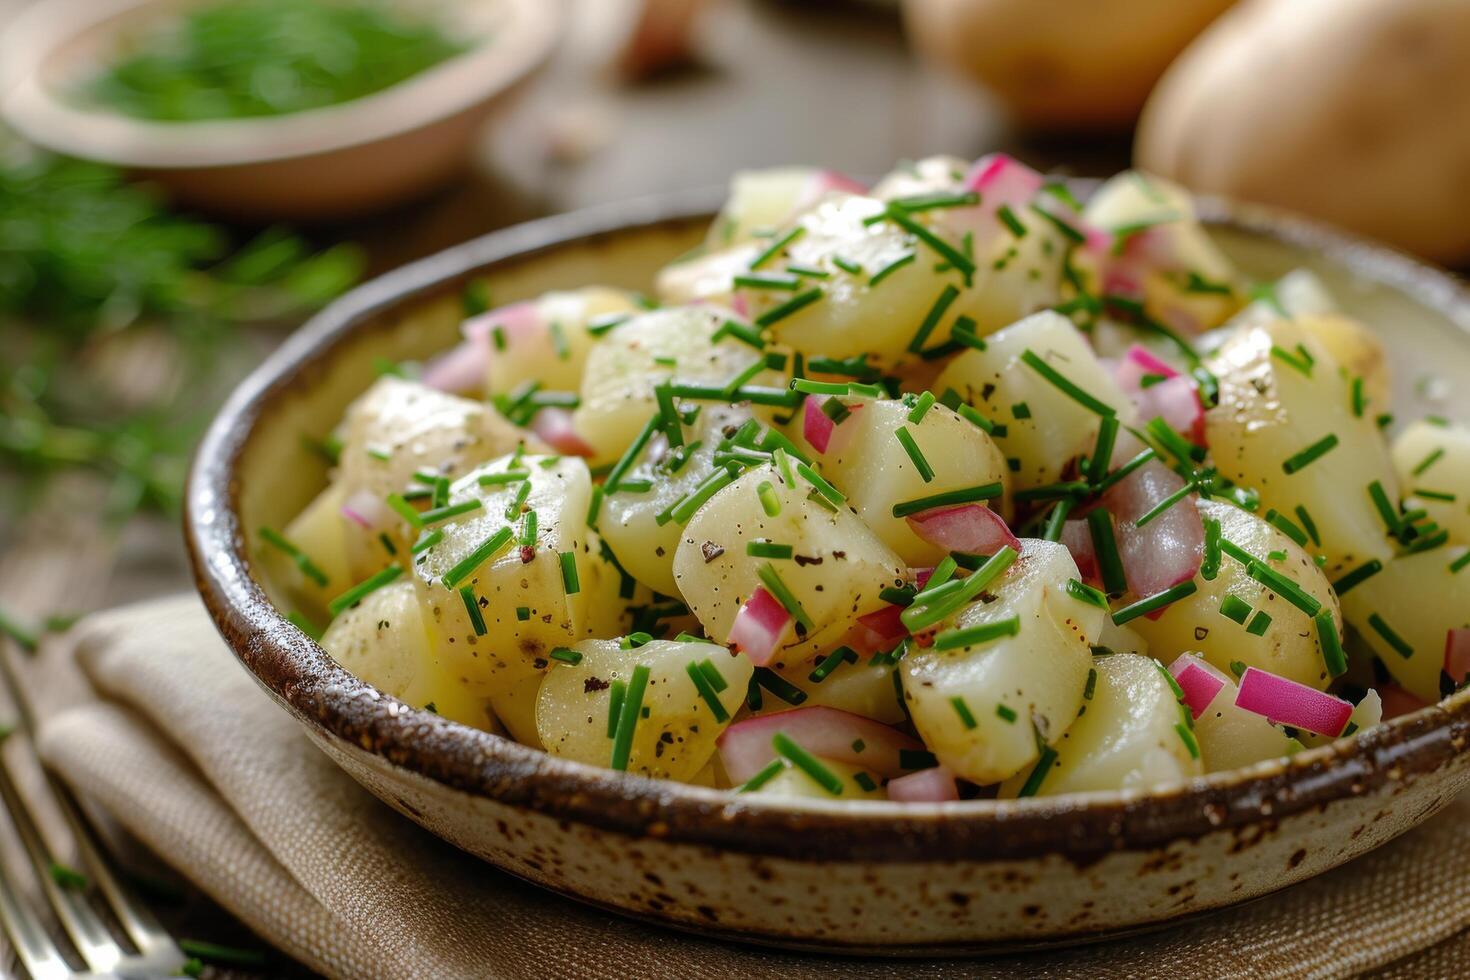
[185, 187, 1470, 953]
[0, 0, 559, 219]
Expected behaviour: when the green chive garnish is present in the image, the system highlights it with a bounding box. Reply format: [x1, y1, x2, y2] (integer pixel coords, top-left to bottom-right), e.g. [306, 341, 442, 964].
[478, 471, 529, 486]
[867, 252, 915, 286]
[1316, 610, 1347, 677]
[609, 665, 651, 770]
[1016, 746, 1057, 798]
[883, 208, 975, 280]
[893, 427, 934, 482]
[1020, 350, 1116, 417]
[1245, 610, 1272, 636]
[757, 563, 813, 631]
[808, 646, 855, 684]
[738, 758, 786, 792]
[1332, 559, 1383, 596]
[442, 527, 513, 589]
[907, 391, 937, 424]
[749, 226, 805, 270]
[902, 547, 1018, 634]
[950, 696, 978, 729]
[411, 529, 443, 555]
[794, 461, 845, 508]
[559, 552, 580, 595]
[604, 414, 660, 495]
[328, 565, 403, 616]
[1412, 447, 1445, 477]
[1176, 723, 1201, 760]
[907, 284, 960, 354]
[1282, 434, 1339, 474]
[1111, 581, 1197, 625]
[459, 586, 487, 636]
[1201, 517, 1222, 581]
[1219, 594, 1252, 625]
[1066, 579, 1110, 610]
[734, 272, 801, 292]
[420, 499, 482, 525]
[996, 204, 1026, 238]
[933, 614, 1021, 652]
[1368, 613, 1414, 658]
[1134, 481, 1196, 528]
[996, 703, 1018, 723]
[258, 528, 328, 588]
[772, 733, 843, 795]
[890, 483, 1002, 518]
[747, 540, 794, 560]
[1264, 508, 1308, 548]
[685, 660, 730, 722]
[1088, 510, 1127, 595]
[755, 288, 823, 328]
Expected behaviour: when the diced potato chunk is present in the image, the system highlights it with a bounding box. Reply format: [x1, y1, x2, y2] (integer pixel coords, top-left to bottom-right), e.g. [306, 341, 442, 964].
[1392, 420, 1470, 546]
[1131, 499, 1342, 690]
[1000, 653, 1203, 797]
[1205, 317, 1398, 576]
[901, 540, 1104, 784]
[1340, 546, 1470, 703]
[320, 581, 500, 733]
[935, 310, 1132, 490]
[265, 483, 351, 620]
[535, 639, 751, 781]
[807, 397, 1010, 566]
[480, 287, 640, 397]
[1178, 656, 1298, 772]
[745, 757, 885, 800]
[672, 463, 906, 666]
[770, 657, 907, 726]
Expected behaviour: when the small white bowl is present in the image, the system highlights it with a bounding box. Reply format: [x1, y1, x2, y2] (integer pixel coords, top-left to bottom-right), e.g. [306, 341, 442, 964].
[0, 0, 561, 218]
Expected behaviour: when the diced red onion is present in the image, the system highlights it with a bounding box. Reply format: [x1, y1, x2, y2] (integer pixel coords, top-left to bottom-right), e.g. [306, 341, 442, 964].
[340, 489, 396, 532]
[1060, 518, 1098, 582]
[729, 292, 749, 318]
[1115, 344, 1180, 388]
[421, 339, 488, 393]
[912, 566, 935, 590]
[1168, 654, 1229, 720]
[906, 504, 1019, 556]
[886, 765, 959, 803]
[962, 153, 1043, 206]
[1378, 684, 1430, 720]
[794, 169, 867, 212]
[529, 407, 595, 457]
[1445, 629, 1470, 686]
[461, 300, 540, 346]
[1235, 667, 1353, 738]
[801, 395, 859, 455]
[1113, 348, 1204, 446]
[727, 587, 791, 667]
[854, 605, 908, 649]
[716, 705, 923, 783]
[1102, 459, 1203, 600]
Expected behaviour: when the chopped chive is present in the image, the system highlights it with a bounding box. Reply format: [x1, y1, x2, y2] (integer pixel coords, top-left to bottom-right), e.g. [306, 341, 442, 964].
[851, 772, 877, 793]
[756, 480, 782, 517]
[442, 527, 513, 588]
[772, 732, 843, 795]
[950, 696, 978, 730]
[734, 272, 802, 291]
[948, 315, 985, 353]
[1200, 520, 1220, 583]
[933, 614, 1021, 652]
[366, 446, 392, 462]
[996, 204, 1027, 238]
[738, 758, 785, 793]
[893, 427, 935, 482]
[604, 414, 660, 495]
[883, 207, 975, 280]
[1368, 480, 1400, 534]
[1088, 510, 1127, 595]
[1176, 723, 1201, 760]
[755, 288, 823, 328]
[548, 320, 570, 360]
[903, 547, 1019, 634]
[1020, 349, 1116, 417]
[411, 529, 443, 555]
[1294, 505, 1321, 547]
[490, 325, 507, 351]
[1368, 613, 1414, 658]
[1011, 402, 1032, 420]
[753, 667, 807, 705]
[794, 461, 845, 508]
[757, 563, 813, 631]
[1219, 594, 1252, 625]
[1145, 416, 1205, 465]
[1414, 488, 1456, 502]
[1282, 434, 1339, 474]
[956, 403, 1004, 436]
[519, 511, 539, 550]
[809, 645, 856, 684]
[1264, 508, 1308, 548]
[1086, 416, 1120, 486]
[749, 226, 805, 270]
[1350, 376, 1367, 417]
[1267, 550, 1288, 563]
[747, 540, 794, 560]
[685, 660, 730, 722]
[1234, 552, 1321, 617]
[924, 556, 959, 593]
[1270, 344, 1313, 377]
[1451, 551, 1470, 574]
[478, 471, 529, 486]
[420, 500, 483, 525]
[1042, 497, 1074, 542]
[712, 319, 766, 349]
[609, 664, 651, 770]
[1016, 746, 1057, 798]
[1412, 447, 1445, 477]
[1111, 581, 1198, 625]
[867, 251, 915, 286]
[1028, 204, 1086, 244]
[1134, 481, 1196, 528]
[907, 391, 937, 424]
[1093, 448, 1158, 495]
[907, 284, 961, 353]
[1229, 660, 1246, 679]
[459, 586, 487, 636]
[176, 940, 265, 968]
[1244, 610, 1272, 636]
[1083, 668, 1098, 701]
[550, 647, 582, 666]
[667, 466, 739, 525]
[891, 482, 1002, 518]
[693, 659, 729, 691]
[832, 255, 864, 276]
[515, 605, 530, 621]
[503, 479, 532, 520]
[996, 703, 1018, 723]
[1316, 610, 1347, 677]
[559, 552, 580, 595]
[328, 565, 403, 616]
[606, 680, 627, 738]
[385, 493, 424, 529]
[258, 528, 328, 588]
[1066, 579, 1110, 610]
[889, 190, 980, 212]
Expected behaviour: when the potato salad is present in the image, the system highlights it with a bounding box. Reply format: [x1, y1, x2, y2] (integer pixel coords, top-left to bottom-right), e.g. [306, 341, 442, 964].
[260, 156, 1469, 802]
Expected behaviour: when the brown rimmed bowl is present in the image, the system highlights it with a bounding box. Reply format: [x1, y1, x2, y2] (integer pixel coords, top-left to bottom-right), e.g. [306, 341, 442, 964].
[185, 186, 1470, 953]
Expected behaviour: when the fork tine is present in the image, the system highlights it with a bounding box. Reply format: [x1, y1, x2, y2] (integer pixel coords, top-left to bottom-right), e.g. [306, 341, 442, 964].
[0, 815, 73, 980]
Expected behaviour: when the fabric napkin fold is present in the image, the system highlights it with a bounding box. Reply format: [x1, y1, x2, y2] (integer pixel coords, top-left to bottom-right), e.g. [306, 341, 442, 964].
[25, 596, 1470, 979]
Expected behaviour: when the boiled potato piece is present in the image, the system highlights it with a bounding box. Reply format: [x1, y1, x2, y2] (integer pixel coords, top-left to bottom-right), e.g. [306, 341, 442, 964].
[263, 482, 351, 622]
[868, 155, 970, 201]
[1205, 317, 1398, 576]
[1296, 314, 1391, 415]
[935, 310, 1133, 489]
[320, 581, 500, 733]
[1095, 617, 1149, 657]
[901, 539, 1104, 784]
[1176, 655, 1298, 772]
[478, 288, 640, 398]
[1340, 547, 1470, 703]
[705, 167, 863, 248]
[771, 658, 907, 726]
[1131, 499, 1342, 689]
[656, 242, 759, 308]
[599, 405, 752, 597]
[336, 377, 539, 576]
[672, 463, 906, 666]
[1000, 653, 1203, 797]
[572, 305, 785, 466]
[746, 756, 886, 800]
[807, 396, 1010, 566]
[535, 639, 751, 781]
[1392, 420, 1470, 546]
[409, 454, 597, 695]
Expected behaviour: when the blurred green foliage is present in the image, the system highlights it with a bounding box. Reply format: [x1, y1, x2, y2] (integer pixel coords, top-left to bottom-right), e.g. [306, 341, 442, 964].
[81, 0, 467, 122]
[0, 152, 363, 518]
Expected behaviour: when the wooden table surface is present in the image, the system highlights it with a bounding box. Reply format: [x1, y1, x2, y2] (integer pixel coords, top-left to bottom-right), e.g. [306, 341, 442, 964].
[0, 1, 1131, 974]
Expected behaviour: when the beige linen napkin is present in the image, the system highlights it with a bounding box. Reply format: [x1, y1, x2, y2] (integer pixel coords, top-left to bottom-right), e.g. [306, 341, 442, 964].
[25, 596, 1470, 979]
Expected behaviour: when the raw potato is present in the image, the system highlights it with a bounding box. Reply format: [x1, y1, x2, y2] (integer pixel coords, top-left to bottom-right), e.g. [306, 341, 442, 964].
[599, 405, 752, 597]
[1137, 0, 1470, 264]
[935, 310, 1133, 489]
[480, 287, 640, 397]
[901, 539, 1104, 784]
[572, 305, 783, 466]
[808, 397, 1010, 566]
[1205, 317, 1398, 576]
[1131, 499, 1341, 689]
[320, 581, 500, 733]
[672, 463, 907, 665]
[535, 638, 750, 781]
[747, 756, 886, 800]
[1340, 547, 1470, 703]
[336, 377, 540, 576]
[1176, 655, 1297, 771]
[409, 454, 598, 695]
[904, 0, 1235, 129]
[1392, 420, 1470, 546]
[999, 653, 1203, 797]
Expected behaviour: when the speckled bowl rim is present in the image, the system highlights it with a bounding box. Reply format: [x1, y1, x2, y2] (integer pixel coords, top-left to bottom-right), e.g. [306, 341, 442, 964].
[186, 185, 1470, 865]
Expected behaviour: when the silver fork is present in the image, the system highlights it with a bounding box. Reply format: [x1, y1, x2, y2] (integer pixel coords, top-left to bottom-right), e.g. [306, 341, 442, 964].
[0, 654, 188, 979]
